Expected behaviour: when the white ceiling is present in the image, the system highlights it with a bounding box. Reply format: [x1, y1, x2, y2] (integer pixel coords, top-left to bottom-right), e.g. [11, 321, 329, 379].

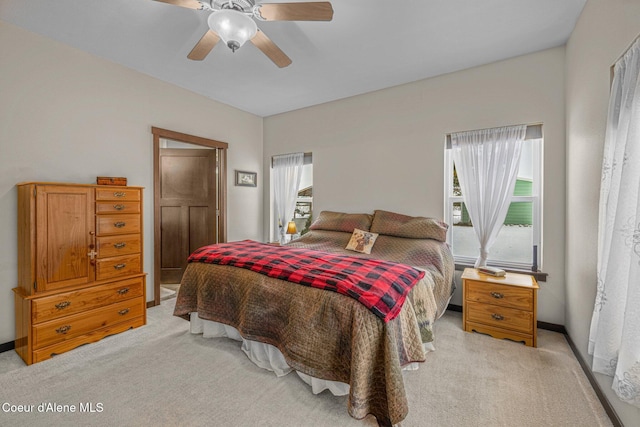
[0, 0, 586, 117]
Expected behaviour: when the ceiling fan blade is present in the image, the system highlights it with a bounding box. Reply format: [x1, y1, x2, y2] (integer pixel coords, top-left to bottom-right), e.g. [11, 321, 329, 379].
[256, 2, 333, 21]
[154, 0, 203, 10]
[188, 30, 220, 60]
[251, 30, 292, 68]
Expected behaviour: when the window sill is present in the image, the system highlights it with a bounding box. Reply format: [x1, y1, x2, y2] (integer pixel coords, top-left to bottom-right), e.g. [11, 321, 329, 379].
[454, 262, 548, 282]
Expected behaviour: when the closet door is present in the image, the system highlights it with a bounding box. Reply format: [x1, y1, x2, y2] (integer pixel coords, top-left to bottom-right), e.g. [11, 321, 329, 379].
[35, 185, 95, 292]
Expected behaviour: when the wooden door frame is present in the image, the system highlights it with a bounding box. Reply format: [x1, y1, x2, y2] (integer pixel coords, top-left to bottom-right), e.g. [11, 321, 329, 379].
[151, 127, 228, 306]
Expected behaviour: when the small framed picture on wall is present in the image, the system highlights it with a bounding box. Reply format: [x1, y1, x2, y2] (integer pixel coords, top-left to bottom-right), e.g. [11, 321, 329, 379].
[235, 170, 257, 187]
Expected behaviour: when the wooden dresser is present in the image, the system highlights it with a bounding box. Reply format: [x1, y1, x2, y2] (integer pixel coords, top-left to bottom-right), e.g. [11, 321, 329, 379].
[13, 182, 146, 365]
[462, 268, 538, 347]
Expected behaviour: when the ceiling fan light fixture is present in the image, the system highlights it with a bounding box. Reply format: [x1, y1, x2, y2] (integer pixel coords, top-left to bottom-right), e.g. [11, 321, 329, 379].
[208, 9, 257, 52]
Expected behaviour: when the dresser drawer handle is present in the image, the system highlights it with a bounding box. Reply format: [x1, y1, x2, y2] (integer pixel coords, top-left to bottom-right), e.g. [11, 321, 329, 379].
[114, 263, 127, 270]
[113, 204, 126, 211]
[491, 313, 504, 321]
[490, 292, 504, 299]
[55, 301, 71, 310]
[117, 288, 130, 295]
[113, 192, 127, 198]
[113, 242, 126, 249]
[118, 308, 130, 316]
[56, 325, 72, 334]
[114, 221, 126, 228]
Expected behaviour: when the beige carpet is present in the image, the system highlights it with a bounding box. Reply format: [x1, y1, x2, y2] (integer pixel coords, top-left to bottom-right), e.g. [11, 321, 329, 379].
[159, 284, 180, 300]
[0, 299, 612, 427]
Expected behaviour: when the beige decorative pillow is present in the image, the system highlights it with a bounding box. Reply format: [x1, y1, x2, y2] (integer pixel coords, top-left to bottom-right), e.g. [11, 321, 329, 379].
[345, 228, 379, 254]
[309, 211, 374, 233]
[370, 209, 448, 241]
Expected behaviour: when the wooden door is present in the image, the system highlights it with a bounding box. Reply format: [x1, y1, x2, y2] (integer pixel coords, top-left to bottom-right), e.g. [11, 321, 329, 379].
[35, 185, 95, 292]
[159, 148, 218, 284]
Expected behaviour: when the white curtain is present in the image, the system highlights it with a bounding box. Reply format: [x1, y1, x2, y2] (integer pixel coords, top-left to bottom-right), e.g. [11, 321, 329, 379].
[272, 153, 304, 243]
[451, 125, 526, 267]
[589, 37, 640, 408]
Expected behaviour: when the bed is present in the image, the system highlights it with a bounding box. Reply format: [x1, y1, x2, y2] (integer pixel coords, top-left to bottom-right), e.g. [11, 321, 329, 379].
[173, 210, 455, 426]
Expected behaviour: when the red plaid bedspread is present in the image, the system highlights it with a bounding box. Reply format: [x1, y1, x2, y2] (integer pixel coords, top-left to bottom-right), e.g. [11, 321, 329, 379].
[187, 240, 425, 322]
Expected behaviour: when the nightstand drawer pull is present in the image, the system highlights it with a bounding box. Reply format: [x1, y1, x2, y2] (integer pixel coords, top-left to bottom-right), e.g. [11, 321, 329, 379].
[114, 221, 126, 228]
[117, 287, 130, 295]
[491, 313, 504, 321]
[118, 308, 130, 316]
[114, 263, 127, 270]
[113, 204, 126, 210]
[56, 325, 72, 334]
[113, 242, 126, 249]
[113, 192, 126, 198]
[490, 292, 504, 299]
[55, 301, 71, 310]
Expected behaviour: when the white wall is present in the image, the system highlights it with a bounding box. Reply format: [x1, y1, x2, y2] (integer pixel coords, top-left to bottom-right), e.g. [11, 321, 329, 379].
[565, 0, 640, 425]
[0, 21, 264, 345]
[264, 47, 567, 325]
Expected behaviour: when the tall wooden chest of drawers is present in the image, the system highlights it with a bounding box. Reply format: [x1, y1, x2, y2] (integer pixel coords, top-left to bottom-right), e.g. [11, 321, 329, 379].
[13, 182, 146, 365]
[462, 268, 538, 347]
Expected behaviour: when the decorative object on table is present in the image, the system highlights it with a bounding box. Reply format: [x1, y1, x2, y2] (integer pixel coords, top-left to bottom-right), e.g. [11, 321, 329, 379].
[477, 265, 506, 277]
[97, 176, 127, 186]
[286, 220, 298, 242]
[235, 170, 257, 187]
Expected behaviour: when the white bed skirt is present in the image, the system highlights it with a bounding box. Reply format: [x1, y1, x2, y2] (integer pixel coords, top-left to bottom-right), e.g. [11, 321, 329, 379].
[189, 313, 433, 396]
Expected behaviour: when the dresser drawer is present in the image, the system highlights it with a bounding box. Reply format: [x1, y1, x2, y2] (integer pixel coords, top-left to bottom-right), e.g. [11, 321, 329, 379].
[96, 201, 140, 214]
[32, 297, 144, 349]
[97, 234, 141, 258]
[466, 280, 533, 311]
[96, 254, 141, 281]
[95, 188, 141, 202]
[96, 214, 141, 235]
[33, 316, 145, 364]
[32, 277, 144, 324]
[465, 301, 533, 334]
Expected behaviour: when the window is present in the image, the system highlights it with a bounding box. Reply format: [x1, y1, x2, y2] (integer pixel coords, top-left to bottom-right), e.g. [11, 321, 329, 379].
[270, 152, 312, 242]
[294, 162, 313, 235]
[444, 127, 542, 270]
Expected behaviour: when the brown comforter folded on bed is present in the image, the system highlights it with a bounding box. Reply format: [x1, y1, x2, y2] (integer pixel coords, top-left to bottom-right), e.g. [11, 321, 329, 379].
[174, 230, 454, 426]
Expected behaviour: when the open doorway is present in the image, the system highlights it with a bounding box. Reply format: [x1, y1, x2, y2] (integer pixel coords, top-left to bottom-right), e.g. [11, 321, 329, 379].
[152, 127, 228, 306]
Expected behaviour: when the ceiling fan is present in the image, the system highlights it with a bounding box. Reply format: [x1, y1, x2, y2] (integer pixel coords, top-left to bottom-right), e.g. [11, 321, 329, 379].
[154, 0, 334, 67]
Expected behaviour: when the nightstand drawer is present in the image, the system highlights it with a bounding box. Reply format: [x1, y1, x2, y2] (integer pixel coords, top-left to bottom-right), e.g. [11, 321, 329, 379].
[466, 280, 533, 311]
[466, 301, 533, 334]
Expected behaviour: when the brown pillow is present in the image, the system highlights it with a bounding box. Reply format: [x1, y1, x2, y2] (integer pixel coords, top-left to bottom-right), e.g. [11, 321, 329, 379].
[345, 229, 379, 254]
[370, 210, 448, 241]
[309, 211, 373, 233]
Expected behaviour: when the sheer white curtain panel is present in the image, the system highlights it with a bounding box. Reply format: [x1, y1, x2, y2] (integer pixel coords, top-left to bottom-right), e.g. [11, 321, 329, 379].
[589, 36, 640, 408]
[272, 153, 304, 243]
[451, 125, 526, 267]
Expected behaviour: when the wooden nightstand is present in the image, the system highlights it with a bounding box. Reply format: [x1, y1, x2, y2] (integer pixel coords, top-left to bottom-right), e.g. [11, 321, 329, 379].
[462, 268, 539, 347]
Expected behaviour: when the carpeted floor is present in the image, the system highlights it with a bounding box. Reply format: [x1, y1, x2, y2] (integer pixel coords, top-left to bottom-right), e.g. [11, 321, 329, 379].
[0, 298, 612, 427]
[160, 284, 180, 300]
